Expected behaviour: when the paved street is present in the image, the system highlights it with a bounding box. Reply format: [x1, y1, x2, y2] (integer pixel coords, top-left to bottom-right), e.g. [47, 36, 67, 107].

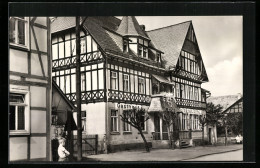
[84, 144, 243, 162]
[185, 149, 243, 161]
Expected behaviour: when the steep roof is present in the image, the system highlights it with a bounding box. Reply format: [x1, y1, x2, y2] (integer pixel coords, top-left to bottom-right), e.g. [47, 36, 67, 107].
[207, 94, 242, 111]
[147, 21, 191, 69]
[51, 17, 75, 34]
[51, 17, 122, 53]
[82, 17, 122, 53]
[116, 16, 150, 39]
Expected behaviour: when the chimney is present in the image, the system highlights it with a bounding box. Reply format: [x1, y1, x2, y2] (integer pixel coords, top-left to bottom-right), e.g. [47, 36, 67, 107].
[140, 25, 145, 31]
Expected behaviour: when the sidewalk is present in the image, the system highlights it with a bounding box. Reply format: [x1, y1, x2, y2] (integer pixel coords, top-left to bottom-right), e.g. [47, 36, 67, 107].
[83, 144, 243, 161]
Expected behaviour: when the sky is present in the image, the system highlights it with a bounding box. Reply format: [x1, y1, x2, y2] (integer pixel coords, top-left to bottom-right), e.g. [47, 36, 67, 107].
[117, 16, 243, 97]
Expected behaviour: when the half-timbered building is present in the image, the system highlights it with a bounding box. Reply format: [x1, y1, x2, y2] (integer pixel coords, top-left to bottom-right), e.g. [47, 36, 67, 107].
[9, 17, 52, 161]
[51, 16, 210, 152]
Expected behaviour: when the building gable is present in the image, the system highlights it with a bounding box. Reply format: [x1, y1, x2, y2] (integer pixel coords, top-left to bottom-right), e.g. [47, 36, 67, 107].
[178, 23, 209, 82]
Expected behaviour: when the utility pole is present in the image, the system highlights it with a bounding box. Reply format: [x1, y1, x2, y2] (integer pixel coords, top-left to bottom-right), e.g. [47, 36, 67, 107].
[76, 16, 82, 161]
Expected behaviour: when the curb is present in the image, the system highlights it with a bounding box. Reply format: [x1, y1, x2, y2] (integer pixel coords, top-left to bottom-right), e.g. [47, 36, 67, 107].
[178, 148, 243, 161]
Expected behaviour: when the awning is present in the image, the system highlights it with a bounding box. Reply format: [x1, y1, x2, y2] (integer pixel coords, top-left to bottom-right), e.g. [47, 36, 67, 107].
[148, 94, 181, 113]
[152, 74, 174, 85]
[148, 97, 164, 113]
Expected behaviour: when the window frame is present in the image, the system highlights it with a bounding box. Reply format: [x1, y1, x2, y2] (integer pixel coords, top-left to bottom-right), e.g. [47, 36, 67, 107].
[9, 17, 29, 49]
[141, 112, 147, 132]
[123, 110, 131, 132]
[9, 89, 30, 135]
[138, 77, 145, 94]
[123, 74, 130, 92]
[111, 71, 118, 90]
[111, 109, 119, 132]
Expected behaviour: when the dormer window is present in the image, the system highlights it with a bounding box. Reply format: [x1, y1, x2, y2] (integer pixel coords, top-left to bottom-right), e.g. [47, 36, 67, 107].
[156, 53, 161, 62]
[143, 48, 147, 58]
[123, 40, 128, 52]
[138, 38, 149, 59]
[138, 45, 143, 57]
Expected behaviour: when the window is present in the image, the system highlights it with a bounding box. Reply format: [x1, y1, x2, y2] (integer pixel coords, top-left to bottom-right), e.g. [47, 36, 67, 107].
[156, 53, 161, 62]
[140, 112, 146, 131]
[182, 114, 186, 130]
[138, 77, 145, 94]
[138, 45, 143, 57]
[176, 83, 180, 98]
[123, 40, 128, 52]
[81, 73, 86, 91]
[123, 74, 130, 92]
[9, 17, 28, 47]
[81, 111, 86, 132]
[111, 71, 118, 90]
[194, 88, 198, 101]
[143, 48, 147, 58]
[189, 86, 193, 100]
[123, 110, 131, 132]
[194, 115, 199, 130]
[181, 84, 185, 99]
[9, 90, 30, 135]
[111, 110, 118, 132]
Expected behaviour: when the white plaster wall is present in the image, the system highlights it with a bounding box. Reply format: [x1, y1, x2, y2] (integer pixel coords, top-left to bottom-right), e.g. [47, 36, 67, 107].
[30, 137, 46, 159]
[9, 49, 28, 73]
[84, 103, 106, 135]
[30, 86, 46, 107]
[31, 27, 47, 52]
[31, 110, 46, 133]
[34, 17, 47, 26]
[9, 137, 28, 161]
[73, 103, 106, 135]
[31, 53, 48, 76]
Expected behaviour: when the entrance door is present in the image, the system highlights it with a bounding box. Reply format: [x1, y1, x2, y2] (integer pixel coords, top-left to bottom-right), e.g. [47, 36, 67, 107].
[154, 113, 160, 140]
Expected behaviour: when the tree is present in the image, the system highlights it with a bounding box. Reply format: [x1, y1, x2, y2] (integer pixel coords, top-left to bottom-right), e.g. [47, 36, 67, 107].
[199, 115, 207, 145]
[161, 109, 178, 149]
[206, 102, 224, 125]
[226, 112, 243, 136]
[202, 102, 224, 144]
[120, 107, 150, 152]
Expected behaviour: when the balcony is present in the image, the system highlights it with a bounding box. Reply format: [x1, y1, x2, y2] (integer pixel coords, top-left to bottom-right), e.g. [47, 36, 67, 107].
[175, 97, 206, 109]
[104, 49, 163, 69]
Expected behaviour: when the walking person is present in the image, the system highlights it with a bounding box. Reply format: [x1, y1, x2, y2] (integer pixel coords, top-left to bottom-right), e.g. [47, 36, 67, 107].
[58, 137, 70, 162]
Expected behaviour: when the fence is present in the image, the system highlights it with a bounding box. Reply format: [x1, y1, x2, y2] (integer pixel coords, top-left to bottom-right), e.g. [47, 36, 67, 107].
[73, 134, 98, 156]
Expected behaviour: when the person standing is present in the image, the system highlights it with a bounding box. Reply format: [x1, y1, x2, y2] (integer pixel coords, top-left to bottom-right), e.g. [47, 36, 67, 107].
[58, 137, 70, 161]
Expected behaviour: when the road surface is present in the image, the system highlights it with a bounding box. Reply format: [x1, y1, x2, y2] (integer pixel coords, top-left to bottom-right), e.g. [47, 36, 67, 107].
[185, 149, 243, 161]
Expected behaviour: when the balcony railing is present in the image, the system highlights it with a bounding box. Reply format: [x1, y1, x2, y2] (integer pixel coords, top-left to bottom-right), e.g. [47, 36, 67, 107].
[175, 97, 206, 109]
[108, 89, 151, 105]
[105, 49, 163, 68]
[52, 51, 103, 70]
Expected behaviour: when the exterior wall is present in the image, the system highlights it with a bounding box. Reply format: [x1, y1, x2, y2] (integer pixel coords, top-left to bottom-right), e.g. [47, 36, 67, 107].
[9, 17, 51, 161]
[106, 102, 153, 152]
[72, 102, 106, 153]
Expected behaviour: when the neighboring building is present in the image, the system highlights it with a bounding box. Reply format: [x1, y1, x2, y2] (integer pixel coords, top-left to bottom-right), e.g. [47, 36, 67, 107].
[9, 17, 52, 161]
[51, 16, 210, 152]
[207, 93, 242, 111]
[207, 93, 243, 141]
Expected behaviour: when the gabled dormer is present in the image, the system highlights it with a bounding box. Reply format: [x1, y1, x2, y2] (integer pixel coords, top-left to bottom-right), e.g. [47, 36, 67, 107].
[178, 23, 208, 82]
[116, 16, 151, 59]
[147, 21, 208, 82]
